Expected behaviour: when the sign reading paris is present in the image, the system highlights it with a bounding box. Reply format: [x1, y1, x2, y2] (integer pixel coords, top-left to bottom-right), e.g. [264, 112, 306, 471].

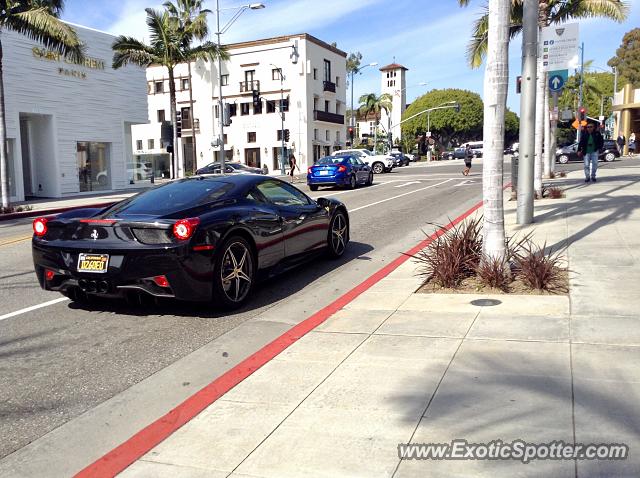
[540, 23, 579, 72]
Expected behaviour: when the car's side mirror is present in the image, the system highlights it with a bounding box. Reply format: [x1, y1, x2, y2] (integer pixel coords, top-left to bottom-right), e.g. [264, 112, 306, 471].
[316, 197, 329, 208]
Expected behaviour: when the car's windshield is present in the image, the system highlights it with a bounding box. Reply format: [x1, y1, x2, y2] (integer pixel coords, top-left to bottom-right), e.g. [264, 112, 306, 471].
[317, 156, 346, 165]
[102, 179, 235, 217]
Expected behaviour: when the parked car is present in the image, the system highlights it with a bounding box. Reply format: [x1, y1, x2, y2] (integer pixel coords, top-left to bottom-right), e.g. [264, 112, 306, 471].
[441, 150, 454, 160]
[555, 140, 620, 164]
[128, 162, 153, 180]
[307, 155, 373, 191]
[453, 147, 467, 159]
[32, 175, 349, 309]
[196, 161, 264, 175]
[405, 153, 416, 162]
[332, 149, 394, 174]
[389, 152, 410, 167]
[465, 141, 484, 158]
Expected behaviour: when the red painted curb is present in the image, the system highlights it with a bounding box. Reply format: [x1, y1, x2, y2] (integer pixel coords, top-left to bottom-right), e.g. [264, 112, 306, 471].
[0, 202, 117, 221]
[75, 199, 484, 478]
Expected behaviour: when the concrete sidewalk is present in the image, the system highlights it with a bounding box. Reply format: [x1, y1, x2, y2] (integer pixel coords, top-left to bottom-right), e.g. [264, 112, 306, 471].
[114, 164, 640, 478]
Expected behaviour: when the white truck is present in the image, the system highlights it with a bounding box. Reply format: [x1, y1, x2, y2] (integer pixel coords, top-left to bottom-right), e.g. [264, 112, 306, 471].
[332, 149, 394, 174]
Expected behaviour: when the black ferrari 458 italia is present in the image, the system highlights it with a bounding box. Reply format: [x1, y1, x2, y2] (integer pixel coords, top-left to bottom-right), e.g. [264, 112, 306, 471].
[32, 175, 349, 309]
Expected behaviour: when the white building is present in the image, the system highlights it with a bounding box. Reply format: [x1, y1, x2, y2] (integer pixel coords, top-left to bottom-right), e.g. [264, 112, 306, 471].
[354, 62, 408, 145]
[133, 33, 347, 176]
[3, 24, 148, 202]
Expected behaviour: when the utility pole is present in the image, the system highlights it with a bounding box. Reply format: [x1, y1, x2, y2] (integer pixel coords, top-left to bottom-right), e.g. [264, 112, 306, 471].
[187, 61, 197, 174]
[215, 0, 226, 176]
[516, 0, 538, 225]
[576, 42, 585, 143]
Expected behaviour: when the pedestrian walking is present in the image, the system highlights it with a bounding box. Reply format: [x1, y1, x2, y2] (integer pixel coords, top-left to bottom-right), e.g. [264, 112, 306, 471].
[288, 154, 299, 183]
[616, 134, 626, 154]
[577, 123, 604, 183]
[462, 144, 473, 176]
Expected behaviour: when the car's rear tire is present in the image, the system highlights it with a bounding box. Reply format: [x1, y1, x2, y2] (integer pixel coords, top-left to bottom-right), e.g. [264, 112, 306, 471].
[348, 175, 356, 189]
[604, 152, 615, 162]
[372, 162, 384, 174]
[366, 172, 374, 186]
[558, 154, 569, 164]
[309, 185, 318, 191]
[212, 235, 255, 309]
[327, 210, 349, 258]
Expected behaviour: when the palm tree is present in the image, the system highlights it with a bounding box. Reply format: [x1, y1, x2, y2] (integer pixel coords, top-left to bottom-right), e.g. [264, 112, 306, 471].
[358, 93, 392, 153]
[0, 0, 83, 209]
[112, 7, 225, 178]
[460, 0, 628, 196]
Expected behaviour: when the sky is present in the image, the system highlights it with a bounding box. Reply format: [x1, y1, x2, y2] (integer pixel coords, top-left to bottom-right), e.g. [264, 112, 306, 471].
[61, 0, 640, 115]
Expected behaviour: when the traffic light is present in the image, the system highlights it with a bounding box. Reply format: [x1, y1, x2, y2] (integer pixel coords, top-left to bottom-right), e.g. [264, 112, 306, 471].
[252, 89, 260, 108]
[348, 127, 354, 143]
[516, 75, 522, 94]
[387, 132, 393, 145]
[223, 103, 232, 126]
[578, 107, 586, 121]
[161, 120, 172, 145]
[284, 129, 290, 142]
[175, 111, 182, 138]
[454, 103, 461, 113]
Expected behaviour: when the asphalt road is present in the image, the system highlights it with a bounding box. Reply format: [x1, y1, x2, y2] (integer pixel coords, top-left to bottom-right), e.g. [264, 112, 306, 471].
[0, 157, 588, 471]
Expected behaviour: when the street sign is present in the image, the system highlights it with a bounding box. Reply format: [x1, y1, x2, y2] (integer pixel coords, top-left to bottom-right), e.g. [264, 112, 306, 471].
[540, 23, 579, 72]
[426, 131, 431, 137]
[572, 119, 588, 129]
[599, 115, 605, 122]
[548, 69, 568, 92]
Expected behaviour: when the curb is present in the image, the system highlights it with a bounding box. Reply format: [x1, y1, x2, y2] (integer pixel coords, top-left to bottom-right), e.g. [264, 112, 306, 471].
[74, 198, 484, 478]
[0, 201, 118, 222]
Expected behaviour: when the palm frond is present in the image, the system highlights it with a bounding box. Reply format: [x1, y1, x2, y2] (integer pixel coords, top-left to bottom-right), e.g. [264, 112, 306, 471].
[183, 41, 228, 62]
[6, 7, 83, 61]
[111, 36, 157, 68]
[552, 0, 628, 23]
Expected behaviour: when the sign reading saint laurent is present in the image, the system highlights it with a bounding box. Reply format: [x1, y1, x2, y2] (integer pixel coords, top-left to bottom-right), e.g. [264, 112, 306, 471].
[31, 46, 106, 79]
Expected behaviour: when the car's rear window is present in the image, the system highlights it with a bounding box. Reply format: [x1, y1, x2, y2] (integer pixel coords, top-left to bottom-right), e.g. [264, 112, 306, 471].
[103, 179, 235, 216]
[316, 157, 346, 165]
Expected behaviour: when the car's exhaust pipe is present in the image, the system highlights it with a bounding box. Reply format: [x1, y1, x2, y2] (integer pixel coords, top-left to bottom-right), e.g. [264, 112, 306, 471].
[97, 281, 109, 294]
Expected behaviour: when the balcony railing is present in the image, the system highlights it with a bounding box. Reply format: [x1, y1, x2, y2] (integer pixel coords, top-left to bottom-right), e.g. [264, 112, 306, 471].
[323, 80, 336, 93]
[313, 110, 344, 125]
[239, 80, 260, 93]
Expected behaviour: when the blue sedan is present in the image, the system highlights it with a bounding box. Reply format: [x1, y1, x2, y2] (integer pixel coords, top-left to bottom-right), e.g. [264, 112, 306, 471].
[307, 155, 374, 191]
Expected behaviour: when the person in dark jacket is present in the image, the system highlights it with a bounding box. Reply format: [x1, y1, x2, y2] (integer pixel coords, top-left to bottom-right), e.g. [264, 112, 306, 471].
[577, 124, 604, 183]
[617, 134, 626, 154]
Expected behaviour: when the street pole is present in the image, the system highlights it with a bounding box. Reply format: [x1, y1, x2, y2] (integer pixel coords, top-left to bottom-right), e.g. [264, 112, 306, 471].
[550, 91, 559, 175]
[216, 0, 226, 176]
[613, 66, 618, 95]
[187, 61, 197, 175]
[279, 68, 286, 175]
[576, 42, 585, 143]
[427, 111, 431, 161]
[516, 0, 538, 225]
[350, 69, 355, 131]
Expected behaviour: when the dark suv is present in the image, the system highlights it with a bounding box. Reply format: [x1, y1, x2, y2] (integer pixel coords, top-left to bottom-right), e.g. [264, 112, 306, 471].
[556, 140, 620, 164]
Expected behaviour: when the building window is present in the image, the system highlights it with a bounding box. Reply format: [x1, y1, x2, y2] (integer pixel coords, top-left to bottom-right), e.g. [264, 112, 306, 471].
[266, 100, 277, 113]
[314, 128, 318, 140]
[221, 74, 229, 86]
[369, 121, 375, 135]
[154, 81, 164, 94]
[223, 134, 228, 143]
[214, 104, 219, 118]
[313, 68, 318, 80]
[77, 142, 110, 192]
[336, 102, 340, 115]
[325, 130, 330, 141]
[241, 103, 250, 115]
[313, 97, 318, 111]
[228, 104, 237, 117]
[323, 59, 331, 82]
[336, 131, 341, 142]
[157, 109, 165, 122]
[272, 68, 281, 80]
[325, 100, 329, 112]
[335, 76, 340, 87]
[247, 132, 256, 143]
[254, 100, 262, 114]
[181, 78, 190, 90]
[181, 107, 192, 129]
[136, 140, 143, 150]
[148, 139, 154, 150]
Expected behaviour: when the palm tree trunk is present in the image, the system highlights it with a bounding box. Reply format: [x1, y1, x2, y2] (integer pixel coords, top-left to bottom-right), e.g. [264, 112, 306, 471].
[168, 67, 179, 179]
[0, 40, 10, 209]
[374, 119, 378, 153]
[534, 53, 545, 196]
[481, 0, 509, 261]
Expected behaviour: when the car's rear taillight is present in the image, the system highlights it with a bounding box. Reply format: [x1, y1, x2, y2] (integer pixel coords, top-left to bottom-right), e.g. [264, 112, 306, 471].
[337, 165, 347, 172]
[173, 218, 200, 240]
[45, 269, 55, 281]
[308, 167, 313, 174]
[152, 275, 170, 288]
[33, 217, 48, 237]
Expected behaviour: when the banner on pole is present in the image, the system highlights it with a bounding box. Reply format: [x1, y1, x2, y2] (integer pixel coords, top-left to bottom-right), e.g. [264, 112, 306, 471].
[541, 23, 579, 72]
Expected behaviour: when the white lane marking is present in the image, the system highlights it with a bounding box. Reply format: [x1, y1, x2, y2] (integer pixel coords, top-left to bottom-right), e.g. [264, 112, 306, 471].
[394, 181, 421, 188]
[349, 179, 455, 212]
[454, 180, 475, 187]
[0, 297, 69, 322]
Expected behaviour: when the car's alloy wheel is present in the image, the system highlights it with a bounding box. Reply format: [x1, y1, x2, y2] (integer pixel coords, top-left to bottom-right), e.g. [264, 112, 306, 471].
[214, 236, 254, 308]
[558, 155, 569, 164]
[372, 162, 384, 174]
[327, 211, 348, 258]
[604, 152, 615, 162]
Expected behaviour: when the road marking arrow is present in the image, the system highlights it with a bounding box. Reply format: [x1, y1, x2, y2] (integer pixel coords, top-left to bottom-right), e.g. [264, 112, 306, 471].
[454, 180, 475, 187]
[394, 181, 421, 188]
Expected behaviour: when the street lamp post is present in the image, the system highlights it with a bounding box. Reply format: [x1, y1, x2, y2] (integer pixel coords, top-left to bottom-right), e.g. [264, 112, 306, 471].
[389, 82, 427, 150]
[271, 64, 286, 174]
[215, 2, 265, 176]
[426, 100, 456, 161]
[349, 62, 378, 138]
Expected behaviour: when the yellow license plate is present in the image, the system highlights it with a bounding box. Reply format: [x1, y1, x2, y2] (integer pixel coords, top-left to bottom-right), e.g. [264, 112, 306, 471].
[77, 253, 109, 273]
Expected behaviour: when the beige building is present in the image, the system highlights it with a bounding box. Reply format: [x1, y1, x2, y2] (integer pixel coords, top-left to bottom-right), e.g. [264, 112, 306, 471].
[612, 83, 640, 155]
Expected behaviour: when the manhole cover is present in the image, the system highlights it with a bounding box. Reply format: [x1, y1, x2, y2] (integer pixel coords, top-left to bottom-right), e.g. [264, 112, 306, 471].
[470, 299, 502, 307]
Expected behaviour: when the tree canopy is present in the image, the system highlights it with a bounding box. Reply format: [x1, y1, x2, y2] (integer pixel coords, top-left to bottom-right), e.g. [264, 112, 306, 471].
[608, 28, 640, 88]
[401, 89, 484, 146]
[559, 67, 614, 119]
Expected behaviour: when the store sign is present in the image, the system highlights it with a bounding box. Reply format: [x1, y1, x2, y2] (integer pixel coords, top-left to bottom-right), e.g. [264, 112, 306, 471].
[32, 46, 106, 79]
